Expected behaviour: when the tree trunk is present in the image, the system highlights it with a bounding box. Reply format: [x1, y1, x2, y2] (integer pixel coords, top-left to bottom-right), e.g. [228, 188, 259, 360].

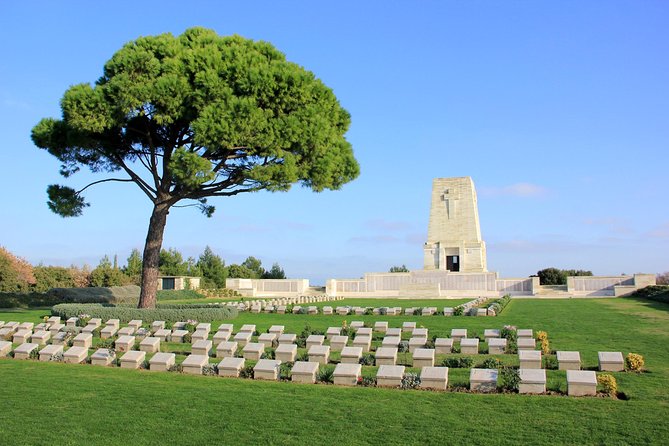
[138, 202, 170, 308]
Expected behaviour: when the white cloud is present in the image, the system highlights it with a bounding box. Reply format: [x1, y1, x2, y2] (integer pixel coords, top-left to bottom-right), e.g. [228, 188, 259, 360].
[479, 182, 548, 198]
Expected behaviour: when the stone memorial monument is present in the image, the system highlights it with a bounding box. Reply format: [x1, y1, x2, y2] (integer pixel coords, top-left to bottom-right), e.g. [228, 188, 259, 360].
[423, 177, 487, 273]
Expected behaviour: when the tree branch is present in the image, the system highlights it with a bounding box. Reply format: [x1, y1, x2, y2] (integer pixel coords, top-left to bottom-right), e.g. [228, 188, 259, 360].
[76, 178, 134, 195]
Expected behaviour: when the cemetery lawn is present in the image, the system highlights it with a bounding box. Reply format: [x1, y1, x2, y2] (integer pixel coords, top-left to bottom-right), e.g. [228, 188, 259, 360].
[1, 298, 669, 445]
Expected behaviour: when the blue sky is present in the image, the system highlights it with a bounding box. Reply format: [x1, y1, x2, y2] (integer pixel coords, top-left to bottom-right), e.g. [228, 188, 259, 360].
[1, 1, 667, 284]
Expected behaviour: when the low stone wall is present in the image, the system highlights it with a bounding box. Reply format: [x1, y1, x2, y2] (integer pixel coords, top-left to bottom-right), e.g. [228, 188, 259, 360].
[225, 279, 310, 297]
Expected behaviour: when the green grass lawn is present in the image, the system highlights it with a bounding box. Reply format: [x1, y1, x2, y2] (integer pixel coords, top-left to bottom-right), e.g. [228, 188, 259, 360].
[1, 298, 669, 445]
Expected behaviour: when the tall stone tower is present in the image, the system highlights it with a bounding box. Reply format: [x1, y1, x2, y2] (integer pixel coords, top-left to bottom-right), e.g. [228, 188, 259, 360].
[423, 177, 487, 272]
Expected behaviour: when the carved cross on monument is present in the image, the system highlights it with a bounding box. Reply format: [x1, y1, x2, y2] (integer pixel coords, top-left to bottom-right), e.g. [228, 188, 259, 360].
[441, 188, 459, 219]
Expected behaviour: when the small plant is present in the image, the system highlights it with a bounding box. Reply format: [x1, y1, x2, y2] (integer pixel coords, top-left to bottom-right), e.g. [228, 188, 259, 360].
[441, 357, 474, 368]
[316, 365, 335, 383]
[184, 321, 197, 333]
[97, 338, 114, 349]
[398, 340, 409, 353]
[364, 308, 373, 316]
[202, 364, 218, 376]
[183, 332, 192, 344]
[379, 307, 387, 316]
[413, 308, 422, 316]
[400, 373, 421, 390]
[358, 376, 377, 387]
[453, 306, 464, 316]
[239, 365, 254, 379]
[168, 364, 183, 373]
[50, 352, 64, 362]
[540, 338, 550, 355]
[262, 348, 276, 360]
[296, 351, 309, 362]
[481, 357, 502, 369]
[499, 367, 520, 392]
[141, 359, 150, 370]
[543, 355, 559, 370]
[597, 374, 617, 396]
[279, 362, 293, 380]
[29, 348, 39, 360]
[625, 353, 645, 372]
[92, 327, 101, 338]
[359, 353, 375, 366]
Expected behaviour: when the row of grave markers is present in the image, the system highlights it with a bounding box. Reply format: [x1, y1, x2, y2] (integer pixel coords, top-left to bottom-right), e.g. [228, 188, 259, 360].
[0, 318, 626, 396]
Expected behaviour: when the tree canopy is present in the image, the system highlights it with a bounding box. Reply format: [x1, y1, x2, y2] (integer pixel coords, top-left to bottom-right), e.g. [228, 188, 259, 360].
[32, 27, 359, 307]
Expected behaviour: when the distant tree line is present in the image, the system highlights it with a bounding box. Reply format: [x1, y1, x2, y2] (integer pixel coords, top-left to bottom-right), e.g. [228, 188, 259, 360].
[535, 267, 593, 285]
[0, 246, 286, 292]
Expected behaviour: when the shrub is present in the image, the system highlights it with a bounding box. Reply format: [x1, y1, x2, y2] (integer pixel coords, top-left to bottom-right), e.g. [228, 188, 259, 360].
[453, 306, 464, 316]
[480, 357, 502, 369]
[168, 364, 183, 373]
[358, 376, 377, 387]
[398, 340, 409, 353]
[29, 348, 40, 360]
[279, 362, 293, 380]
[536, 332, 550, 354]
[50, 303, 238, 323]
[98, 338, 114, 349]
[441, 357, 473, 368]
[184, 322, 197, 333]
[379, 307, 387, 316]
[239, 365, 254, 379]
[597, 374, 617, 396]
[499, 367, 520, 392]
[625, 353, 645, 372]
[413, 308, 422, 316]
[630, 285, 669, 304]
[296, 351, 309, 362]
[543, 355, 559, 370]
[202, 364, 218, 376]
[400, 373, 421, 390]
[182, 333, 192, 344]
[50, 352, 64, 362]
[359, 353, 375, 366]
[316, 365, 335, 383]
[157, 290, 205, 301]
[262, 348, 276, 360]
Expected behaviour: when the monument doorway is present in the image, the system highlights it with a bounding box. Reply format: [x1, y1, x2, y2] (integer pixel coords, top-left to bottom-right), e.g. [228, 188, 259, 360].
[446, 255, 460, 272]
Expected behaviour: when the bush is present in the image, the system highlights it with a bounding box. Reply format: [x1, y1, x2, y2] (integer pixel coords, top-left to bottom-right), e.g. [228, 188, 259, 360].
[499, 367, 520, 392]
[359, 353, 375, 366]
[50, 303, 238, 323]
[630, 285, 669, 304]
[239, 365, 254, 379]
[453, 306, 464, 316]
[279, 362, 293, 380]
[480, 357, 502, 369]
[398, 340, 409, 353]
[597, 374, 617, 396]
[202, 364, 218, 376]
[358, 376, 377, 387]
[441, 357, 474, 368]
[316, 365, 335, 383]
[400, 373, 421, 390]
[625, 353, 645, 372]
[157, 290, 205, 301]
[543, 355, 559, 370]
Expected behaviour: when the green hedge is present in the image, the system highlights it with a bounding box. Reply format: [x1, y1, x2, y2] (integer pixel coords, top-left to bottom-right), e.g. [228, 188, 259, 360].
[51, 303, 238, 323]
[0, 285, 142, 308]
[156, 290, 205, 300]
[630, 285, 669, 304]
[0, 292, 65, 308]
